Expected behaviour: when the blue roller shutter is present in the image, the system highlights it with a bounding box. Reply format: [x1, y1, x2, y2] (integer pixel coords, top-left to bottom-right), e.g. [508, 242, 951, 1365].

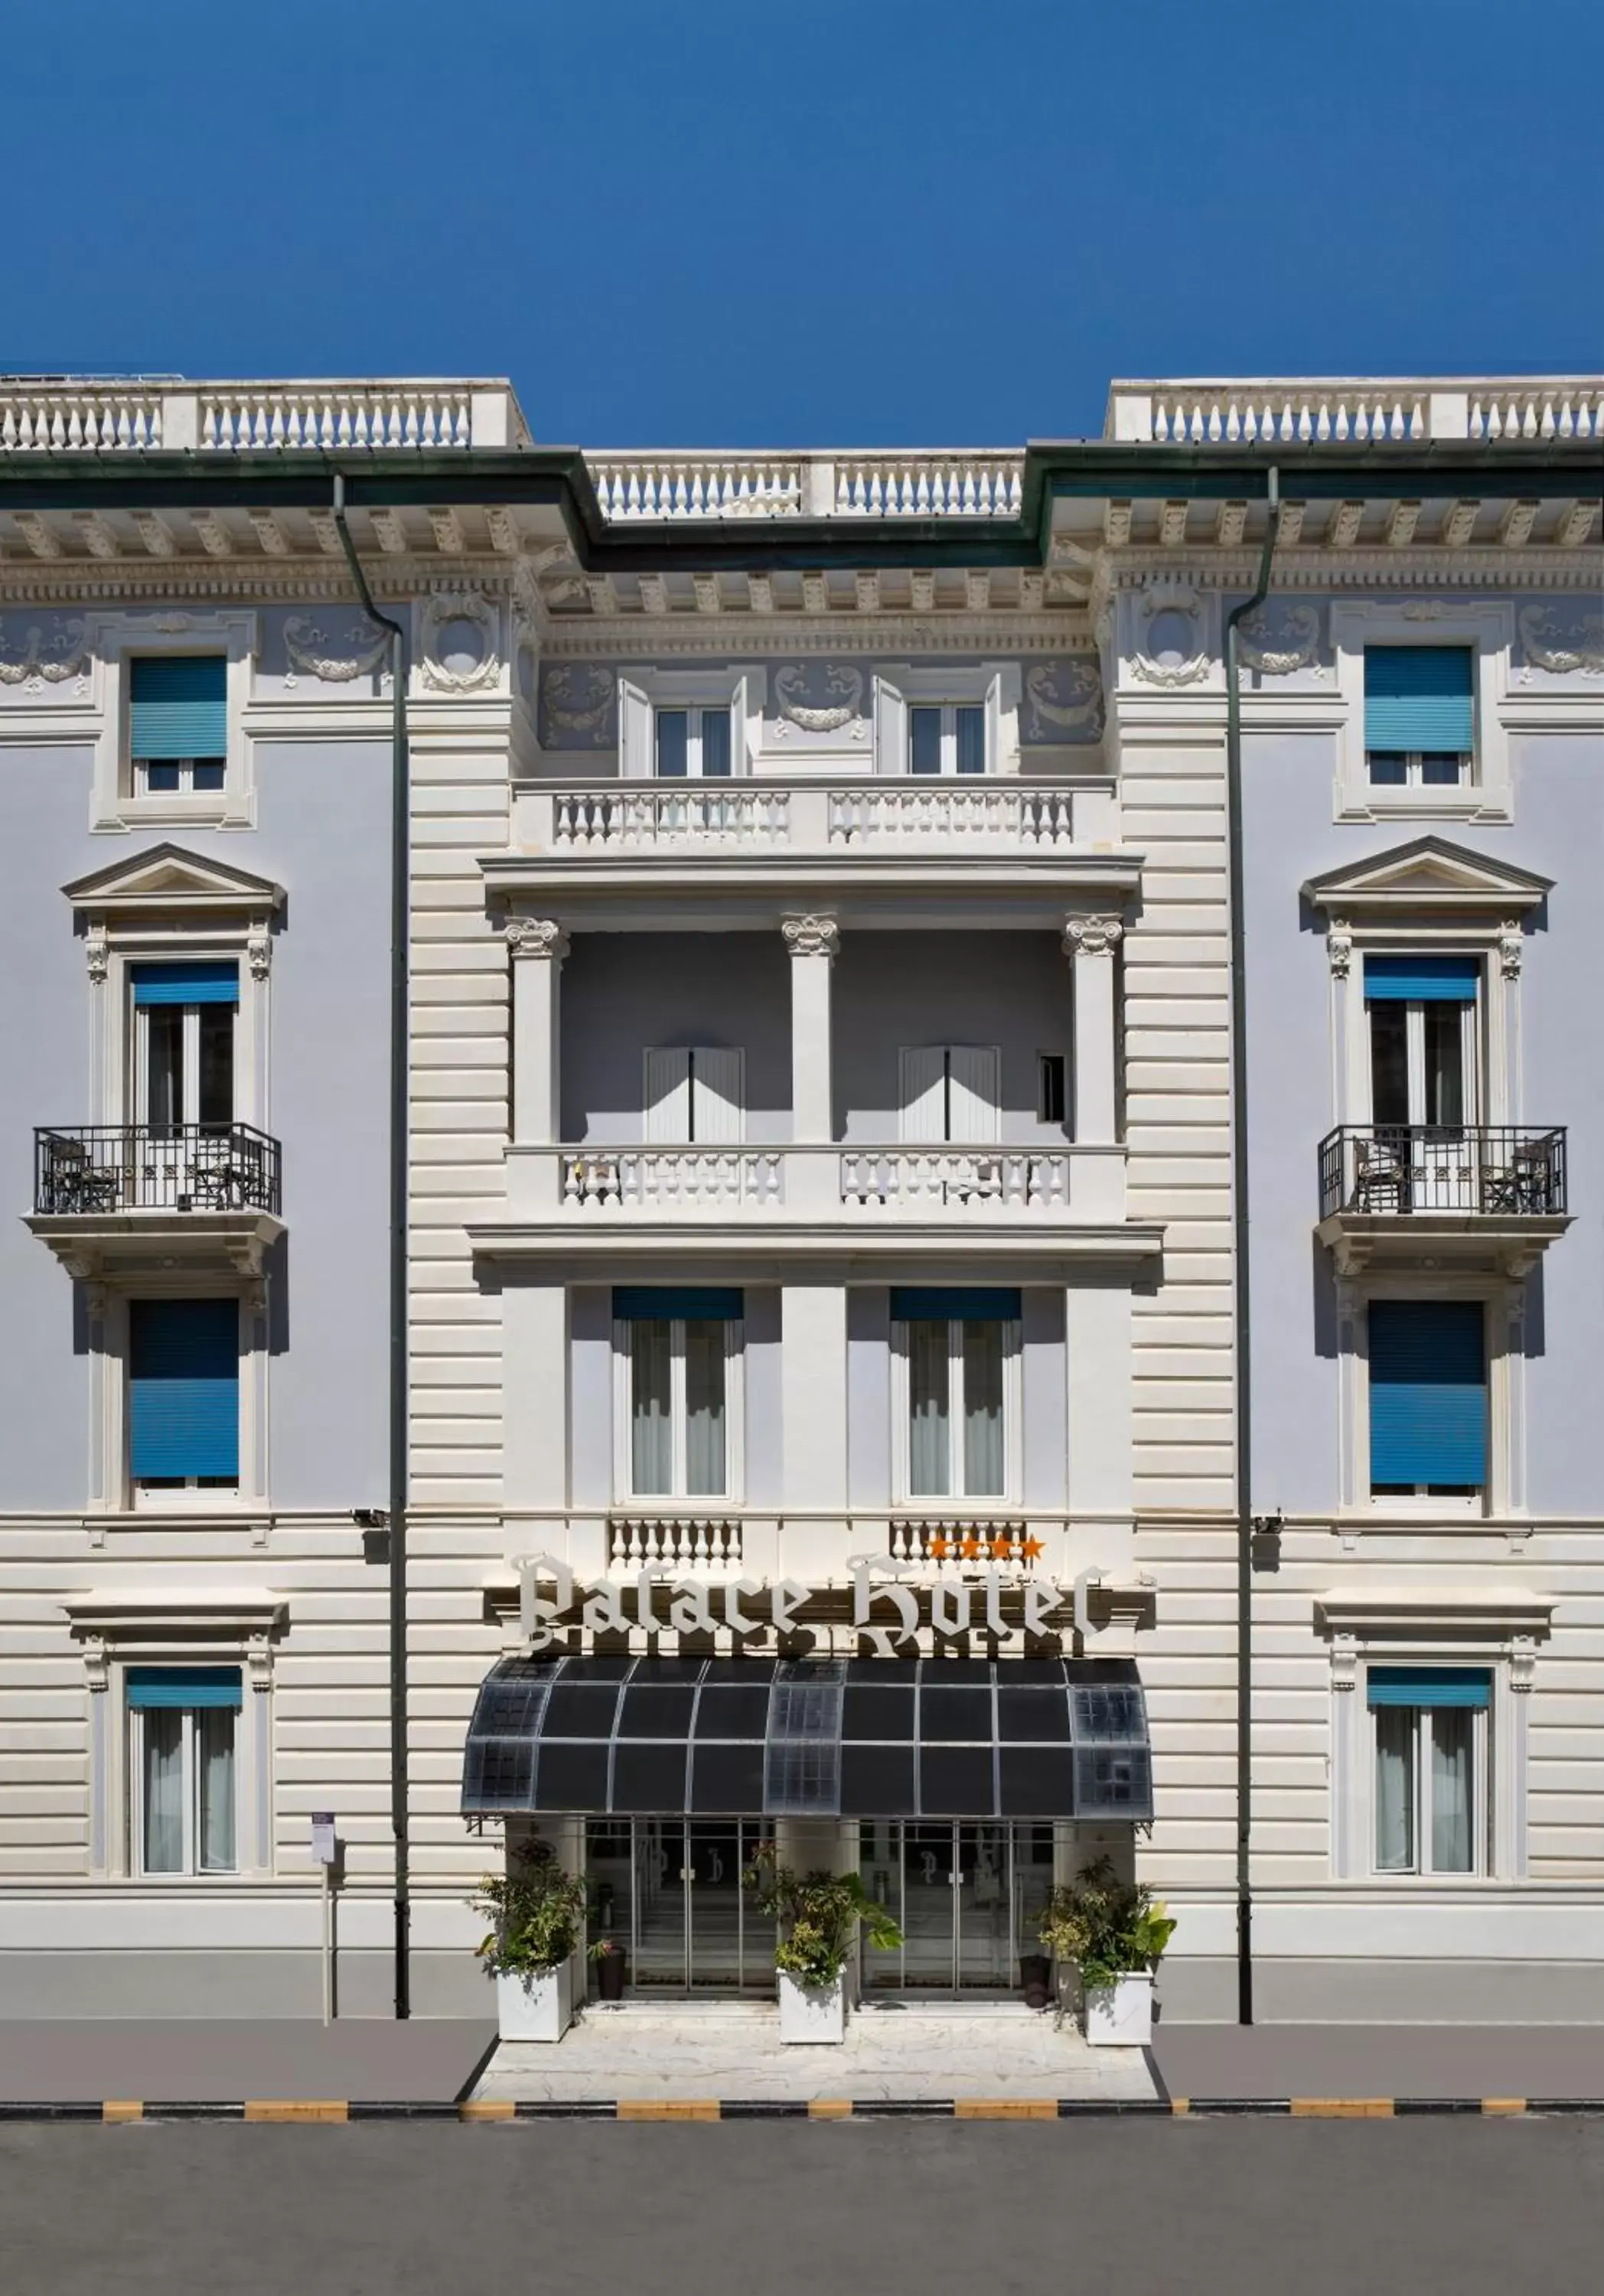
[612, 1287, 743, 1321]
[1364, 954, 1479, 1003]
[129, 656, 227, 759]
[131, 960, 239, 1007]
[129, 1298, 240, 1480]
[890, 1288, 1022, 1322]
[1364, 647, 1474, 753]
[126, 1667, 243, 1710]
[1367, 1667, 1491, 1710]
[1368, 1300, 1486, 1489]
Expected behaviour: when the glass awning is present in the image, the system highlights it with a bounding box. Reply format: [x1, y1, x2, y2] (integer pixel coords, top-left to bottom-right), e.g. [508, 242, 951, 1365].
[460, 1655, 1152, 1824]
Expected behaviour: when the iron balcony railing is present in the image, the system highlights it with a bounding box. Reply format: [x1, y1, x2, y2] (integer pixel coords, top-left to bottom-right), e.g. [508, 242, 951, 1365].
[1318, 1125, 1567, 1223]
[34, 1124, 282, 1217]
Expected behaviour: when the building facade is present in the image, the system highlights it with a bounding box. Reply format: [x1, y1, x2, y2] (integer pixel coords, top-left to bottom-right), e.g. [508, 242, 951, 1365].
[0, 373, 1598, 2020]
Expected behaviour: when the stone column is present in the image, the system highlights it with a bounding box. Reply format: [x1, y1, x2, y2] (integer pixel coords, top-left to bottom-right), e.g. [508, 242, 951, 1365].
[1064, 915, 1123, 1146]
[507, 918, 569, 1144]
[781, 913, 839, 1142]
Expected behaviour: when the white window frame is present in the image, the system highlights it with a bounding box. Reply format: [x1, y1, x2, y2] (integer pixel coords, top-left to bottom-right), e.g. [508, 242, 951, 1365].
[1331, 602, 1514, 824]
[87, 1286, 262, 1516]
[890, 1314, 1023, 1505]
[1335, 1277, 1524, 1522]
[1366, 748, 1472, 791]
[83, 612, 259, 832]
[617, 664, 766, 780]
[654, 702, 734, 779]
[873, 663, 1022, 778]
[1363, 982, 1482, 1129]
[1367, 1687, 1491, 1880]
[129, 1687, 241, 1877]
[612, 1314, 745, 1504]
[907, 699, 989, 777]
[126, 1290, 249, 1512]
[133, 995, 238, 1130]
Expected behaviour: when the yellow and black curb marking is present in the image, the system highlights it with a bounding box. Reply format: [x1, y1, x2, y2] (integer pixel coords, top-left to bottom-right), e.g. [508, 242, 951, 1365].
[1, 2095, 1599, 2123]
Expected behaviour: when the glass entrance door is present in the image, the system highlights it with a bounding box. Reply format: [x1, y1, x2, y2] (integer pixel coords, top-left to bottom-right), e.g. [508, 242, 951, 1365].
[586, 1817, 773, 1997]
[860, 1821, 1056, 1997]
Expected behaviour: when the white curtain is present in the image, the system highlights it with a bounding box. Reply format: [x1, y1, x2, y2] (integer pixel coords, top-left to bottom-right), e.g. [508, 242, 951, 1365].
[1374, 1706, 1415, 1873]
[198, 1707, 236, 1873]
[1430, 1709, 1474, 1874]
[908, 1321, 950, 1496]
[683, 1319, 727, 1497]
[630, 1320, 673, 1494]
[961, 1321, 1006, 1496]
[142, 1707, 184, 1874]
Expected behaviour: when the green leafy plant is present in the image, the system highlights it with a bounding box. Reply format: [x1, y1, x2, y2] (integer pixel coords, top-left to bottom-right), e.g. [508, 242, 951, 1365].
[470, 1839, 597, 1982]
[1037, 1856, 1176, 1992]
[742, 1840, 902, 1989]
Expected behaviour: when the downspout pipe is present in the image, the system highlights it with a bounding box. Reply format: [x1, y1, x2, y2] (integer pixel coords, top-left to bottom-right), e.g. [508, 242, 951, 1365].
[331, 475, 412, 2021]
[1224, 467, 1278, 2027]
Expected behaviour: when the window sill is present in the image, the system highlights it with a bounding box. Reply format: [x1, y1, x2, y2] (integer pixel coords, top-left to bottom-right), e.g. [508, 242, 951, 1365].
[92, 788, 254, 834]
[1335, 783, 1511, 827]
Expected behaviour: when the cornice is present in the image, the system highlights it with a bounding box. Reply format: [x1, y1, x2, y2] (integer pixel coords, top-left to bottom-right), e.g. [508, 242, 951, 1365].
[538, 612, 1097, 660]
[0, 554, 520, 609]
[1104, 546, 1604, 593]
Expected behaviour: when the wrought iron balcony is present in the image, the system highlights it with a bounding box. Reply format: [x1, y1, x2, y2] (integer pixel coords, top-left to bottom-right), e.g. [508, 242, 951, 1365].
[34, 1124, 282, 1218]
[1318, 1125, 1567, 1223]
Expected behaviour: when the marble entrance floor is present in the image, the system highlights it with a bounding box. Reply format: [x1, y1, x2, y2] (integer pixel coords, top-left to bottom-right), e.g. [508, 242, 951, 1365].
[475, 2003, 1159, 2103]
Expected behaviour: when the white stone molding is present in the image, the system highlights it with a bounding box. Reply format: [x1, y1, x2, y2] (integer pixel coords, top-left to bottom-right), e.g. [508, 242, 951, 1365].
[77, 606, 259, 832]
[781, 913, 840, 961]
[1329, 595, 1516, 823]
[282, 613, 391, 687]
[419, 586, 500, 694]
[1129, 576, 1211, 688]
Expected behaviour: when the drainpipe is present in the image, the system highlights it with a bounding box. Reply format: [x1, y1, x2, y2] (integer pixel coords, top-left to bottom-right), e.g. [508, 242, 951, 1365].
[1224, 467, 1278, 2027]
[331, 475, 412, 2020]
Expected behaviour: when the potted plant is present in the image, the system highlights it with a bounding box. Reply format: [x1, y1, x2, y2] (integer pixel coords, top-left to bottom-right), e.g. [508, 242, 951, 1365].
[742, 1841, 901, 2043]
[592, 1936, 627, 2004]
[470, 1839, 592, 2043]
[1038, 1856, 1176, 2047]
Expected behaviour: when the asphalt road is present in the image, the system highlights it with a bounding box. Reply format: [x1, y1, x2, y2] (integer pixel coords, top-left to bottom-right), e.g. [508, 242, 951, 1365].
[2, 2120, 1598, 2293]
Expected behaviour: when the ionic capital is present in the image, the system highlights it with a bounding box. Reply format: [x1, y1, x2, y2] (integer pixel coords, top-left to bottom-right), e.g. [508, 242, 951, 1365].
[1062, 913, 1123, 960]
[781, 912, 839, 962]
[505, 917, 570, 964]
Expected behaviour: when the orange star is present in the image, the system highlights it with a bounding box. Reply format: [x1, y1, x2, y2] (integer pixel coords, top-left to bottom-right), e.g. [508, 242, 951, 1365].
[960, 1535, 983, 1561]
[928, 1535, 950, 1561]
[1019, 1536, 1045, 1561]
[989, 1535, 1014, 1561]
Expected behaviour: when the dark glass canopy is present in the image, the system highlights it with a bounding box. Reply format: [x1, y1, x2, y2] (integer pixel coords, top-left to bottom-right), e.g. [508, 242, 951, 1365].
[460, 1655, 1152, 1824]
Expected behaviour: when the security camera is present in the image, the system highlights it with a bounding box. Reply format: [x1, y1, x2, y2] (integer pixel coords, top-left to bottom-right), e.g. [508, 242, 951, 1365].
[352, 1507, 389, 1529]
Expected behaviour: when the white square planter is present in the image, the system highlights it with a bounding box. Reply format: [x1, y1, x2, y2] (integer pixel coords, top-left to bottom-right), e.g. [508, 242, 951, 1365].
[778, 1971, 846, 2043]
[496, 1960, 574, 2043]
[1081, 1970, 1152, 2047]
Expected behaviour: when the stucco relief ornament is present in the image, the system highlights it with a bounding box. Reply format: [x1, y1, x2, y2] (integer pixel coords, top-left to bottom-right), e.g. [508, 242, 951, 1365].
[505, 918, 569, 962]
[0, 615, 88, 693]
[1235, 601, 1325, 677]
[282, 615, 391, 688]
[420, 589, 500, 693]
[84, 926, 110, 984]
[1327, 921, 1354, 978]
[541, 664, 615, 735]
[1518, 605, 1604, 680]
[1063, 915, 1123, 959]
[781, 913, 839, 960]
[1498, 921, 1524, 979]
[1024, 658, 1104, 740]
[1131, 577, 1209, 688]
[772, 663, 866, 739]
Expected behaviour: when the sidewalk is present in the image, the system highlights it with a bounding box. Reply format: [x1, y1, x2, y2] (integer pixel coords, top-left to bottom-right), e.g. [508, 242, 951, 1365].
[1151, 2024, 1604, 2104]
[477, 2003, 1157, 2105]
[0, 2019, 496, 2105]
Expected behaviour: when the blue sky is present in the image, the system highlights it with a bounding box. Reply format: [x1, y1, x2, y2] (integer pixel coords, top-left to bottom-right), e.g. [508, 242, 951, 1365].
[5, 0, 1600, 445]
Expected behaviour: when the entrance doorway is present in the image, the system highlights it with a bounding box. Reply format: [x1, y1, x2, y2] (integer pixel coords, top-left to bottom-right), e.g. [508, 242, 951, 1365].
[585, 1818, 775, 1997]
[858, 1821, 1055, 1995]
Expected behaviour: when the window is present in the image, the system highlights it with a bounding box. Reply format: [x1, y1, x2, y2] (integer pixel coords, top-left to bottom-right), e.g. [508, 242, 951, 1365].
[654, 703, 732, 779]
[1370, 1668, 1489, 1876]
[615, 1287, 742, 1500]
[129, 657, 227, 794]
[132, 963, 238, 1133]
[909, 703, 987, 777]
[128, 1666, 240, 1875]
[1364, 647, 1475, 788]
[129, 1297, 240, 1497]
[1368, 1300, 1486, 1502]
[643, 1048, 744, 1144]
[1037, 1053, 1067, 1127]
[1365, 954, 1478, 1127]
[898, 1047, 1001, 1143]
[892, 1287, 1020, 1501]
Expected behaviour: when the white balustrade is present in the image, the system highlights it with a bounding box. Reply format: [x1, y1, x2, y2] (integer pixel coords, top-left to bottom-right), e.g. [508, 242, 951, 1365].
[200, 386, 473, 450]
[551, 786, 787, 848]
[0, 388, 164, 452]
[1109, 377, 1604, 446]
[587, 457, 805, 520]
[826, 784, 1079, 846]
[839, 1150, 1071, 1209]
[887, 1519, 1029, 1566]
[831, 455, 1022, 517]
[608, 1517, 745, 1571]
[562, 1150, 784, 1210]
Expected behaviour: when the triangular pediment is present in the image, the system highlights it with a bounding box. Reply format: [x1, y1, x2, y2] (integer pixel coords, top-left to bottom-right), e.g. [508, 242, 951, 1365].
[1303, 836, 1551, 915]
[64, 843, 284, 918]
